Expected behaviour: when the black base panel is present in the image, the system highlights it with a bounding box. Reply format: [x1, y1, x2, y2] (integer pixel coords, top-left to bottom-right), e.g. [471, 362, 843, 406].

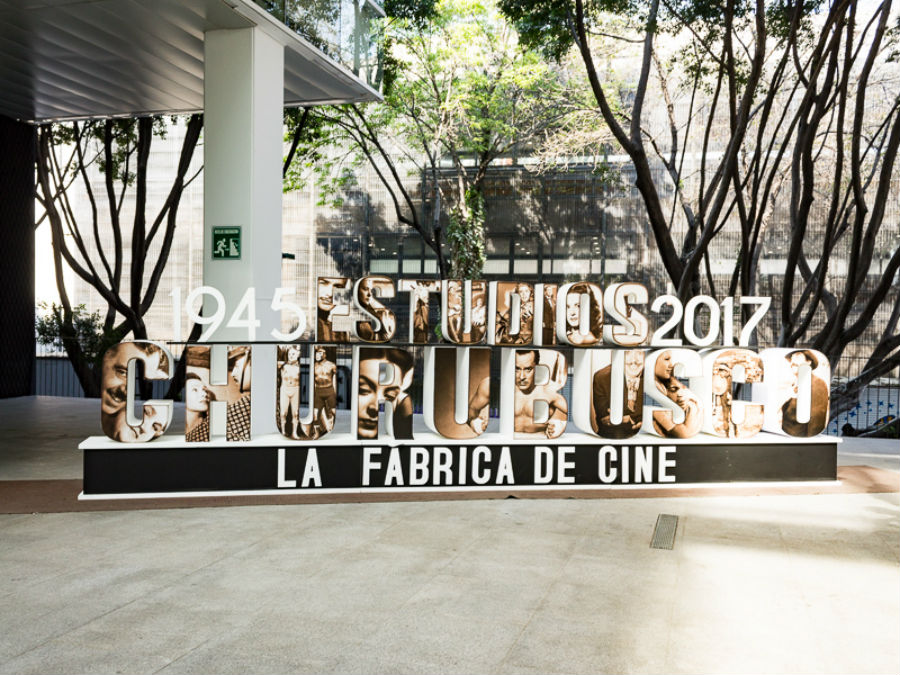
[83, 442, 838, 495]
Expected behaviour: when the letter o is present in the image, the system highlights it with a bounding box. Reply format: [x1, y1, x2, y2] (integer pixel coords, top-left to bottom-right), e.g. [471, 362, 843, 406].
[684, 296, 720, 347]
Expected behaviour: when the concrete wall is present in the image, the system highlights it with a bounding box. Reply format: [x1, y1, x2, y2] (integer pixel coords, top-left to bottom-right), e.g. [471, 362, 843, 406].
[0, 115, 35, 397]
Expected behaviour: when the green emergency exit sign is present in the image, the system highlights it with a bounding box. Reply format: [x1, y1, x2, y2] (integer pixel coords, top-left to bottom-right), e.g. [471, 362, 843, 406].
[212, 226, 241, 260]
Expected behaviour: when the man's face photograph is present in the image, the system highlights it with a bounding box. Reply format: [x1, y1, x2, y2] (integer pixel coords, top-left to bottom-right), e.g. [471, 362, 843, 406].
[448, 283, 461, 309]
[101, 342, 169, 417]
[624, 350, 644, 379]
[318, 282, 335, 312]
[789, 351, 811, 377]
[516, 284, 532, 304]
[101, 344, 131, 417]
[713, 363, 731, 396]
[515, 351, 537, 393]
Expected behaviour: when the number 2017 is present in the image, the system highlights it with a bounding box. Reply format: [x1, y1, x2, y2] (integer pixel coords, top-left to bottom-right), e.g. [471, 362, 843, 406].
[649, 295, 770, 347]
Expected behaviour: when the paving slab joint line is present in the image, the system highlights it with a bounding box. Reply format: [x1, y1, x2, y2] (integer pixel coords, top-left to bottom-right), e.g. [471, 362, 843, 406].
[151, 633, 217, 674]
[492, 536, 584, 671]
[3, 583, 156, 666]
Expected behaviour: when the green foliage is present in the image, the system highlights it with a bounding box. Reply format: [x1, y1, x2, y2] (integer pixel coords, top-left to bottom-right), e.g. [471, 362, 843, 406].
[378, 34, 403, 95]
[384, 0, 570, 156]
[383, 0, 439, 28]
[498, 0, 640, 61]
[35, 302, 119, 364]
[283, 0, 573, 277]
[498, 0, 822, 72]
[260, 0, 340, 54]
[764, 0, 826, 41]
[886, 12, 900, 64]
[282, 105, 368, 208]
[446, 189, 486, 279]
[283, 108, 337, 194]
[48, 117, 171, 187]
[268, 0, 440, 62]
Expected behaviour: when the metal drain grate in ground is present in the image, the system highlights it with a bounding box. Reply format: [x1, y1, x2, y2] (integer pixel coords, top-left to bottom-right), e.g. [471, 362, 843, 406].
[650, 514, 679, 549]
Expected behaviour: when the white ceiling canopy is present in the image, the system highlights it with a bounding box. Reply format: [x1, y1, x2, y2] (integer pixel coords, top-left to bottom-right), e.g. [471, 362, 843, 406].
[0, 0, 381, 123]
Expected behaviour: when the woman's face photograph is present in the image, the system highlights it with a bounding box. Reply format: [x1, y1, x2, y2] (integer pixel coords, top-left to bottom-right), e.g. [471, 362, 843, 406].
[231, 353, 251, 390]
[357, 358, 403, 439]
[106, 400, 168, 443]
[566, 293, 581, 327]
[655, 350, 674, 381]
[185, 378, 209, 413]
[286, 346, 301, 362]
[358, 280, 376, 308]
[116, 403, 168, 443]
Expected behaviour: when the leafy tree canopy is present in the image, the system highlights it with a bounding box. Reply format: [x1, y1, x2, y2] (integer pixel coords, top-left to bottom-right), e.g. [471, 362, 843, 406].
[284, 0, 577, 277]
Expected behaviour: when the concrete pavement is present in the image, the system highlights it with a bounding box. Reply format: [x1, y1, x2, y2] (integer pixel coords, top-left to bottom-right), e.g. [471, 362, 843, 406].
[0, 397, 897, 674]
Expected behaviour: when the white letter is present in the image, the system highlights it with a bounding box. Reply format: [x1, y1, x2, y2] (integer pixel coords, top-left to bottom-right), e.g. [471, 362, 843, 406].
[598, 445, 617, 483]
[433, 447, 453, 485]
[472, 446, 491, 485]
[496, 446, 514, 484]
[277, 448, 296, 488]
[384, 447, 404, 486]
[410, 447, 429, 486]
[458, 446, 467, 484]
[362, 447, 381, 487]
[659, 446, 676, 483]
[534, 446, 553, 484]
[603, 282, 649, 346]
[634, 446, 653, 483]
[301, 448, 322, 487]
[557, 446, 575, 484]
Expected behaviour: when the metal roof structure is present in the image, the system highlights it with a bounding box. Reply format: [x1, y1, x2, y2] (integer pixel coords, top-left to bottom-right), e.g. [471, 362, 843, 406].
[0, 0, 381, 123]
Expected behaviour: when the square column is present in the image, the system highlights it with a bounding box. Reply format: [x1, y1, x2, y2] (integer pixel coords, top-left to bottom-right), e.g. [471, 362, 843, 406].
[204, 27, 283, 436]
[0, 116, 35, 397]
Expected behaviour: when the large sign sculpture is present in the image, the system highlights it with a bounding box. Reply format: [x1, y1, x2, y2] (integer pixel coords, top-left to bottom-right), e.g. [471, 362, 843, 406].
[81, 278, 837, 497]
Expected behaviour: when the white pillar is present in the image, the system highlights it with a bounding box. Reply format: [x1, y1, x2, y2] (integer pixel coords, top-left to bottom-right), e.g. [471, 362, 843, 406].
[204, 27, 283, 437]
